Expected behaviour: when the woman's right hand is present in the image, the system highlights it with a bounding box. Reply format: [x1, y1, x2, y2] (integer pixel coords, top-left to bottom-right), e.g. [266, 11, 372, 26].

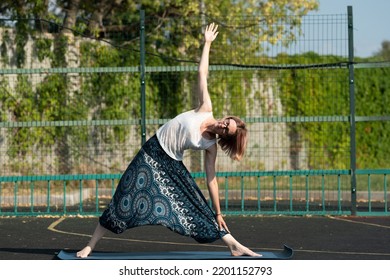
[216, 214, 230, 233]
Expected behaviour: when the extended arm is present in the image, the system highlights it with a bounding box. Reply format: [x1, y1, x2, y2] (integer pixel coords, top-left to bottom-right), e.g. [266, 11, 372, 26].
[196, 23, 219, 112]
[205, 144, 230, 233]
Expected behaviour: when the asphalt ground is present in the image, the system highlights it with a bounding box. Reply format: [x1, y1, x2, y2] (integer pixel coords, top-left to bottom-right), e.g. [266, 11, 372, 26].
[0, 215, 389, 260]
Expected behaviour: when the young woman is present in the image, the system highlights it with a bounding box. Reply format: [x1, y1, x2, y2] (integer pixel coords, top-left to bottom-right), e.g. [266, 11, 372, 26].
[77, 23, 260, 258]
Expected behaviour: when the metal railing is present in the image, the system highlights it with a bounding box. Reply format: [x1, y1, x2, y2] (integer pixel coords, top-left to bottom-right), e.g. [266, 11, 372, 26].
[0, 169, 388, 216]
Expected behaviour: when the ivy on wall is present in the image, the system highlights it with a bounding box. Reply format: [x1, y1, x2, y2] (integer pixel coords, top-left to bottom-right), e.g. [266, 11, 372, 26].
[1, 28, 389, 174]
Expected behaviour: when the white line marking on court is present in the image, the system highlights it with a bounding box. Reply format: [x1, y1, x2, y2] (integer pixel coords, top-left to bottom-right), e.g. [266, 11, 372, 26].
[292, 248, 390, 257]
[48, 217, 390, 257]
[328, 215, 390, 229]
[47, 217, 228, 249]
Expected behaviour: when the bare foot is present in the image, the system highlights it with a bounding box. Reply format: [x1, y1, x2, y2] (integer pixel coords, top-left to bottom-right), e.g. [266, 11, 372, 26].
[222, 234, 262, 257]
[76, 246, 92, 258]
[230, 243, 262, 257]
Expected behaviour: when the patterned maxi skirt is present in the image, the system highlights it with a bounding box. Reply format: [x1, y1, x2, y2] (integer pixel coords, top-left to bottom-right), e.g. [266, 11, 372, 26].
[99, 135, 227, 243]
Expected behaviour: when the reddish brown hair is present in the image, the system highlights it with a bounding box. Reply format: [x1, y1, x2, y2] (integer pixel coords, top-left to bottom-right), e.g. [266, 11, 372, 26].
[217, 116, 248, 161]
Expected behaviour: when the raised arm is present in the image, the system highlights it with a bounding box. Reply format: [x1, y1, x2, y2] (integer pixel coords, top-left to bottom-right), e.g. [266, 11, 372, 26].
[196, 23, 219, 112]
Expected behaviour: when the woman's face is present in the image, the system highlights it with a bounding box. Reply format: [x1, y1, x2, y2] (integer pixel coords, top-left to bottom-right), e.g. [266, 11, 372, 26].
[216, 117, 237, 137]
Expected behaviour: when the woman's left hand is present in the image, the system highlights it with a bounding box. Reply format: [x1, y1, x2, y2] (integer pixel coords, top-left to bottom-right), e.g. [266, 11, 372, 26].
[204, 23, 219, 43]
[216, 214, 230, 233]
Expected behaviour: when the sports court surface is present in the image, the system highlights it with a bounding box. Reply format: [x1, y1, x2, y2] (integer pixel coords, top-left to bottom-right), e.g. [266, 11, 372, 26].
[0, 215, 389, 260]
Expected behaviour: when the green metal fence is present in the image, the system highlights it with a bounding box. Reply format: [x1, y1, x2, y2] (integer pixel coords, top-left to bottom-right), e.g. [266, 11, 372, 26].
[0, 169, 388, 216]
[0, 6, 389, 216]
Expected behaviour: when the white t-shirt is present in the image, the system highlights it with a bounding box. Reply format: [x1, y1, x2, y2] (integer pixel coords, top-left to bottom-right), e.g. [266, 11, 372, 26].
[156, 110, 216, 161]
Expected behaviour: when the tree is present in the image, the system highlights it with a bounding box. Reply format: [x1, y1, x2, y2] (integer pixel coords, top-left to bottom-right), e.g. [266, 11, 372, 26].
[1, 0, 320, 175]
[375, 40, 390, 60]
[1, 0, 320, 117]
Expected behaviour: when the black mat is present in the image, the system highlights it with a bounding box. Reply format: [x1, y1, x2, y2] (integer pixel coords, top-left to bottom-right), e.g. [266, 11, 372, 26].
[57, 245, 293, 260]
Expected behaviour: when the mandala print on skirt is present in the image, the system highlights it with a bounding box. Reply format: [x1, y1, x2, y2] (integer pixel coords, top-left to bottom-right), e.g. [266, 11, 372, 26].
[99, 135, 227, 243]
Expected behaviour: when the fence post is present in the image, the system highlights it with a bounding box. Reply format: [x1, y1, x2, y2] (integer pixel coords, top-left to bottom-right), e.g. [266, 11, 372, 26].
[348, 6, 357, 215]
[140, 10, 146, 145]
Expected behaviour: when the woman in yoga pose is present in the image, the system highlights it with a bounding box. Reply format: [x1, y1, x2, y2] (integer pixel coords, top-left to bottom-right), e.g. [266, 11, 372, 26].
[77, 23, 260, 258]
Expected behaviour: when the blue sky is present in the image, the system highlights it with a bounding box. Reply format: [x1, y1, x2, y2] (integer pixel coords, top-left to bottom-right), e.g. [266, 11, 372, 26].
[309, 0, 390, 57]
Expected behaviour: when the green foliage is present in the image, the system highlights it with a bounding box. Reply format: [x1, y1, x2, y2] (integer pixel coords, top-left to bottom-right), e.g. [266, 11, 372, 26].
[1, 29, 11, 64]
[15, 20, 29, 67]
[276, 53, 390, 169]
[1, 76, 38, 156]
[150, 71, 185, 118]
[355, 65, 390, 168]
[3, 1, 390, 174]
[35, 37, 53, 61]
[80, 41, 141, 142]
[374, 40, 390, 60]
[276, 53, 350, 169]
[208, 71, 252, 118]
[53, 35, 68, 67]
